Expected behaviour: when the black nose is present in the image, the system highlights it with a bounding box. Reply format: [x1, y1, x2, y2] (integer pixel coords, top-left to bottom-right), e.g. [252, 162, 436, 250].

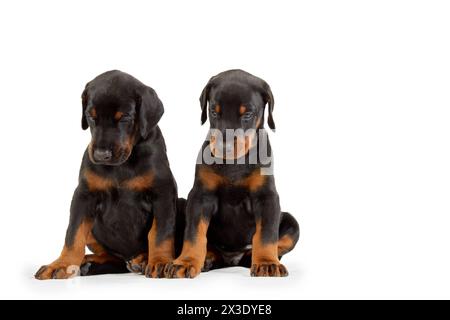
[93, 149, 112, 162]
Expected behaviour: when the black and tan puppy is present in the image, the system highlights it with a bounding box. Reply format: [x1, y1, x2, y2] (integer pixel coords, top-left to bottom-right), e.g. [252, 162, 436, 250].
[35, 70, 183, 279]
[166, 69, 300, 278]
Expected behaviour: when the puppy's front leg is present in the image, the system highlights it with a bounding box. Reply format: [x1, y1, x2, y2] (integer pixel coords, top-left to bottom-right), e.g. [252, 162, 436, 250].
[165, 189, 217, 278]
[250, 191, 288, 277]
[144, 186, 177, 278]
[35, 188, 95, 280]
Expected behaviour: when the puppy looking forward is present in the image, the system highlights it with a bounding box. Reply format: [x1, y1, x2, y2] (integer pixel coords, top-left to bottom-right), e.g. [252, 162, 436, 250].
[166, 69, 300, 278]
[35, 70, 184, 279]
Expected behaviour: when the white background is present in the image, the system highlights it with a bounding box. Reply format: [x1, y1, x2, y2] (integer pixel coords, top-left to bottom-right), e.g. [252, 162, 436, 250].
[0, 0, 449, 300]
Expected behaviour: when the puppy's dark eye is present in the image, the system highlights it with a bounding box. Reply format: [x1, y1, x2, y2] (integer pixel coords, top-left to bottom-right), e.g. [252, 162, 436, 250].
[86, 115, 96, 124]
[242, 112, 254, 121]
[210, 110, 218, 118]
[119, 115, 133, 122]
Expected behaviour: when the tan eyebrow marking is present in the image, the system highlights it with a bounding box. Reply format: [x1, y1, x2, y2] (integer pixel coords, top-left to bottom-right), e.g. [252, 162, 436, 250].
[114, 111, 124, 121]
[89, 108, 97, 118]
[215, 104, 221, 113]
[239, 105, 247, 115]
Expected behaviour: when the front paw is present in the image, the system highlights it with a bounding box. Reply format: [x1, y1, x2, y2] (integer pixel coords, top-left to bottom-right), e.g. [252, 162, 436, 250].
[34, 263, 80, 280]
[250, 262, 288, 277]
[164, 259, 202, 279]
[144, 260, 171, 278]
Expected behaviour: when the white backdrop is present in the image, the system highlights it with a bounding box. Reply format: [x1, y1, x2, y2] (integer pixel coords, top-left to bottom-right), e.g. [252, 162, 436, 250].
[0, 0, 449, 299]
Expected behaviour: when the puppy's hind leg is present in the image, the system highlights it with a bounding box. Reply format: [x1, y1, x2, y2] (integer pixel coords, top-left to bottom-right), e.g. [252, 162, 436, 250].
[278, 211, 300, 258]
[80, 258, 128, 276]
[238, 211, 299, 269]
[278, 212, 300, 259]
[202, 246, 225, 272]
[80, 234, 129, 276]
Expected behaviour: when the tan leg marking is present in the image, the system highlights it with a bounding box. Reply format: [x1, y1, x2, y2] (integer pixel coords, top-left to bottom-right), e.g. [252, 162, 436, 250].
[278, 234, 295, 256]
[35, 220, 92, 280]
[251, 221, 288, 277]
[165, 219, 209, 278]
[145, 218, 175, 278]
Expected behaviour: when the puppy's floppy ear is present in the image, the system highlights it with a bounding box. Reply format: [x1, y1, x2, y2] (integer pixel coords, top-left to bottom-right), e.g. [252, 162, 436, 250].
[199, 76, 215, 125]
[81, 83, 89, 130]
[136, 86, 164, 139]
[261, 81, 275, 131]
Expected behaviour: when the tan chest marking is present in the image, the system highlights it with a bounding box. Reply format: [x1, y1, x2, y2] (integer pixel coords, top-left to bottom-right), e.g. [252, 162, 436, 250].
[198, 168, 266, 192]
[123, 171, 155, 191]
[237, 170, 266, 192]
[84, 170, 114, 192]
[198, 167, 227, 191]
[84, 169, 154, 192]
